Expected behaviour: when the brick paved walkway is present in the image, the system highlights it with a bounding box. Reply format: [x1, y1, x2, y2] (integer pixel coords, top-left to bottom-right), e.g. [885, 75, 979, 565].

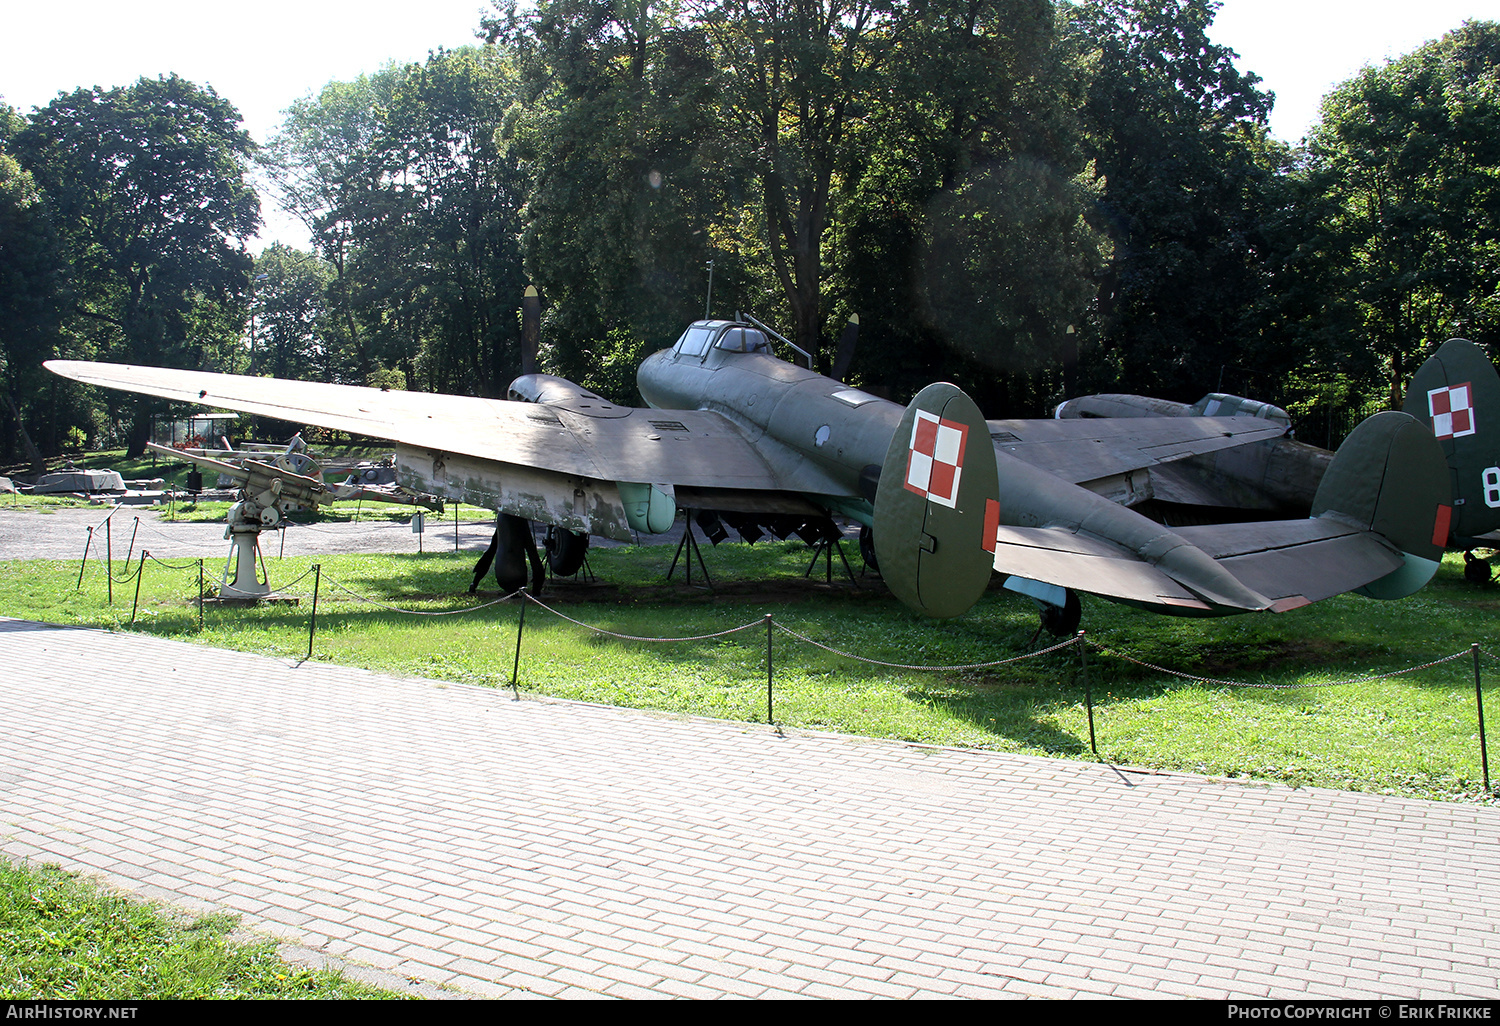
[1, 616, 1495, 999]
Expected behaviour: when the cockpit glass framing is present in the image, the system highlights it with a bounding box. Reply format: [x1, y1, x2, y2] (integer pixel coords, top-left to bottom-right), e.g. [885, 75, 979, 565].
[714, 327, 772, 355]
[675, 326, 715, 357]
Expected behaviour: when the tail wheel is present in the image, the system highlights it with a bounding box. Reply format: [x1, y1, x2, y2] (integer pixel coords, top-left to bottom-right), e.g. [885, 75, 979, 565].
[1039, 590, 1082, 637]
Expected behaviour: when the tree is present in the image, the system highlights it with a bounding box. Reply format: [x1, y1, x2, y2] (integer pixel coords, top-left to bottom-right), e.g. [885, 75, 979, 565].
[13, 75, 261, 455]
[493, 0, 729, 396]
[836, 0, 1106, 412]
[1064, 0, 1280, 402]
[248, 244, 336, 381]
[694, 0, 922, 362]
[1307, 20, 1500, 406]
[264, 50, 528, 395]
[0, 146, 64, 474]
[261, 70, 400, 383]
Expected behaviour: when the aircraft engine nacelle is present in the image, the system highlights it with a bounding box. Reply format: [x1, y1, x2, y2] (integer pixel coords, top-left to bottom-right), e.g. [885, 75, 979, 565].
[872, 383, 1000, 619]
[508, 373, 614, 409]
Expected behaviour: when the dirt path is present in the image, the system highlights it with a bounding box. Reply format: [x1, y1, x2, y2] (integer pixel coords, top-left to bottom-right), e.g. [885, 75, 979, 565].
[0, 506, 498, 562]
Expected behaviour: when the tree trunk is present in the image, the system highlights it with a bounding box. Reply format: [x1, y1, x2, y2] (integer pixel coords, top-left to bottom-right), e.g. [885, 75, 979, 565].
[126, 409, 153, 460]
[4, 392, 47, 480]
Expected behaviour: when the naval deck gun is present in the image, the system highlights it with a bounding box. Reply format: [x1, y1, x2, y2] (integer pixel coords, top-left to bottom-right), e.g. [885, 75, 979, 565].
[150, 435, 443, 599]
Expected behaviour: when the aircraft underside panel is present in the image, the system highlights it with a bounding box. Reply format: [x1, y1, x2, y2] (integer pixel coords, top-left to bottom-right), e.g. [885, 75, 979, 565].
[672, 487, 829, 518]
[396, 445, 636, 542]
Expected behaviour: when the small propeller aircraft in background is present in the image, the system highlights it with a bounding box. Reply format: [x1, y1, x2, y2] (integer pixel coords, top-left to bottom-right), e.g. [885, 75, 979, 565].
[45, 295, 1461, 633]
[1054, 338, 1500, 580]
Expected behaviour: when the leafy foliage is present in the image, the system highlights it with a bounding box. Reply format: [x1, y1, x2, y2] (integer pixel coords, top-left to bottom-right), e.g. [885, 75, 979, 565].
[10, 76, 260, 456]
[1, 6, 1498, 467]
[1306, 20, 1500, 405]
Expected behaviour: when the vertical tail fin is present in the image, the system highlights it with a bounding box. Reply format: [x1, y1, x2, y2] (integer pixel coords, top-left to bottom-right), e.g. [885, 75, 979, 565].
[1402, 338, 1500, 546]
[872, 383, 999, 618]
[1311, 411, 1450, 599]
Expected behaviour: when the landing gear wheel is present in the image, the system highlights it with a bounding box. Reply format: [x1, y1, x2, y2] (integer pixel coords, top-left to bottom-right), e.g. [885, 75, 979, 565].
[1039, 589, 1082, 637]
[545, 526, 590, 576]
[859, 524, 879, 575]
[1464, 550, 1492, 584]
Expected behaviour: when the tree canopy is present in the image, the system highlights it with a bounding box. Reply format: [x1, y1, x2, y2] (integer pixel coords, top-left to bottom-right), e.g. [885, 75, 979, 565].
[2, 7, 1498, 466]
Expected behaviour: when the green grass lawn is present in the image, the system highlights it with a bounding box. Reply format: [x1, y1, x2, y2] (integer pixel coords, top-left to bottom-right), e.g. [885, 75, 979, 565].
[6, 531, 1496, 804]
[0, 862, 399, 1000]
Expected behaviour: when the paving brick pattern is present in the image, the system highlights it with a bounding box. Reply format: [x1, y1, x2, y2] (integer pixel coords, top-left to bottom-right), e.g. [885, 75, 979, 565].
[1, 616, 1496, 999]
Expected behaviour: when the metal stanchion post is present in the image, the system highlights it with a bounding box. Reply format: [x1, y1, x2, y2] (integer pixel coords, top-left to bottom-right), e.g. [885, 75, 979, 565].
[1080, 630, 1096, 755]
[512, 589, 528, 700]
[1474, 644, 1491, 795]
[129, 550, 147, 623]
[198, 559, 204, 630]
[765, 613, 774, 724]
[308, 564, 321, 660]
[105, 515, 112, 606]
[77, 526, 93, 591]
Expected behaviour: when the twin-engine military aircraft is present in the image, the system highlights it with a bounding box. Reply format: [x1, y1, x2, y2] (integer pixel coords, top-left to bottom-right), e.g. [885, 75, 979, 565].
[46, 311, 1467, 631]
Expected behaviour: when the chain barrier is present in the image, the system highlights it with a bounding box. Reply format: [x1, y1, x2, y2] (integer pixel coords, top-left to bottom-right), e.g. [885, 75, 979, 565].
[249, 564, 321, 600]
[144, 552, 202, 573]
[772, 621, 1081, 671]
[106, 559, 141, 584]
[72, 506, 1492, 788]
[1087, 641, 1473, 691]
[322, 574, 522, 616]
[521, 592, 766, 643]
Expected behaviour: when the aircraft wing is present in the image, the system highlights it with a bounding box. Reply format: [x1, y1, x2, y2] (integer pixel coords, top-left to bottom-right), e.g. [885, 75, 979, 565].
[985, 416, 1287, 487]
[991, 517, 1406, 614]
[44, 361, 863, 540]
[42, 361, 833, 493]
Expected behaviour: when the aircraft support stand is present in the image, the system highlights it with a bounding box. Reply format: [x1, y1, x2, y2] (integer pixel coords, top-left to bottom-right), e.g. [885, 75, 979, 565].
[666, 511, 713, 589]
[804, 534, 858, 586]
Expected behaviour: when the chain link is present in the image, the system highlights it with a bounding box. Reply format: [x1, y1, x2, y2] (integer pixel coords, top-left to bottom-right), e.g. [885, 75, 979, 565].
[772, 622, 1080, 671]
[1086, 640, 1472, 690]
[522, 593, 766, 642]
[144, 553, 202, 572]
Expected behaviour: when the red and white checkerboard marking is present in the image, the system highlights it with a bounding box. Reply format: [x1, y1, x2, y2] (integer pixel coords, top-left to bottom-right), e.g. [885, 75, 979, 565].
[1429, 382, 1477, 440]
[903, 410, 969, 508]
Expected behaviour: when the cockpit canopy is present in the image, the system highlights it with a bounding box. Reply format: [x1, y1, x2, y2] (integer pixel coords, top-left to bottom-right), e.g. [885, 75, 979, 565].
[673, 321, 775, 359]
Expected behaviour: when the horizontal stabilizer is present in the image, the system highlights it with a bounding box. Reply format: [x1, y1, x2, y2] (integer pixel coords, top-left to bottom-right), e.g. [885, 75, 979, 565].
[992, 516, 1408, 615]
[1172, 520, 1404, 605]
[990, 526, 1216, 611]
